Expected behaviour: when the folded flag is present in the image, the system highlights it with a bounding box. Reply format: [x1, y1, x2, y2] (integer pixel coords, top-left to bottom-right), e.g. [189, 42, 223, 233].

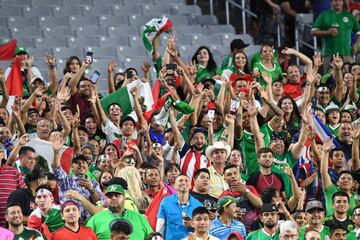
[0, 39, 17, 61]
[142, 17, 173, 54]
[100, 79, 154, 117]
[311, 111, 341, 147]
[5, 56, 23, 96]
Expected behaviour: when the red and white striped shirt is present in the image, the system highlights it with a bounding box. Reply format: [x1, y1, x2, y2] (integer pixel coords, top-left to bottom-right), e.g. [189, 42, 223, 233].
[178, 144, 210, 184]
[0, 165, 26, 227]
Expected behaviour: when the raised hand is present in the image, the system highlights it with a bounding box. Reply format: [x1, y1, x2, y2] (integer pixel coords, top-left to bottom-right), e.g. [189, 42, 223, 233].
[313, 52, 323, 68]
[18, 134, 30, 146]
[141, 60, 151, 73]
[188, 60, 197, 76]
[26, 55, 34, 68]
[45, 53, 56, 66]
[332, 53, 343, 70]
[0, 67, 4, 82]
[51, 132, 64, 152]
[323, 137, 334, 152]
[352, 124, 360, 140]
[34, 86, 47, 97]
[107, 60, 117, 73]
[57, 86, 70, 102]
[281, 47, 296, 55]
[261, 72, 272, 85]
[246, 101, 258, 117]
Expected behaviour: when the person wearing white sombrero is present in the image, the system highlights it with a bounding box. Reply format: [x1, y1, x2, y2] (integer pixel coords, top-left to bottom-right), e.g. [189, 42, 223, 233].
[205, 141, 231, 197]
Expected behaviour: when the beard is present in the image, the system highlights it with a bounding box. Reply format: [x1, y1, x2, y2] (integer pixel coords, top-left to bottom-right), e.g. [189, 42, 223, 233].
[192, 144, 203, 151]
[264, 220, 277, 229]
[10, 221, 22, 228]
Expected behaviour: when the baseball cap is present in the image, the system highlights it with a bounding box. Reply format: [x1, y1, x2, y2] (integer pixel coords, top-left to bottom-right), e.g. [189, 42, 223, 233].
[270, 131, 284, 141]
[305, 200, 324, 212]
[15, 47, 28, 55]
[217, 196, 238, 212]
[29, 75, 45, 85]
[103, 177, 128, 190]
[105, 184, 125, 196]
[261, 203, 279, 213]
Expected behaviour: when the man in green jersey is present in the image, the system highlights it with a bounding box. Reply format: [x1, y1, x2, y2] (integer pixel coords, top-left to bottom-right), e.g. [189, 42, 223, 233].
[298, 200, 330, 240]
[86, 183, 153, 240]
[246, 203, 280, 240]
[5, 203, 43, 240]
[312, 0, 360, 71]
[346, 206, 360, 240]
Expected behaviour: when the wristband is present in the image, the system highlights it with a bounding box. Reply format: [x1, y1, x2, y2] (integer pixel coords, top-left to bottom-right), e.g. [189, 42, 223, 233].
[48, 64, 56, 69]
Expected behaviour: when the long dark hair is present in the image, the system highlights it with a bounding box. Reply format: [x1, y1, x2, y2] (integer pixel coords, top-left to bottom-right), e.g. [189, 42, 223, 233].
[232, 50, 250, 74]
[191, 46, 217, 73]
[63, 56, 82, 75]
[277, 96, 301, 123]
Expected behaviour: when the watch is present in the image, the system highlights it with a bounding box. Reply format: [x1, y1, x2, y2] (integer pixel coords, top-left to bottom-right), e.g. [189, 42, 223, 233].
[244, 188, 250, 194]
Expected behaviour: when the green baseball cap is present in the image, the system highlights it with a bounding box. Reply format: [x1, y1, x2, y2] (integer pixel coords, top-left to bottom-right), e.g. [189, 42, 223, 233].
[105, 184, 125, 196]
[217, 196, 238, 212]
[15, 47, 28, 55]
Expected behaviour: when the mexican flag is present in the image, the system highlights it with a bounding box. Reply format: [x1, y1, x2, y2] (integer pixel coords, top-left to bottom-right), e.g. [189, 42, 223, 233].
[5, 56, 23, 96]
[0, 39, 17, 60]
[100, 79, 154, 117]
[151, 95, 194, 126]
[142, 17, 173, 54]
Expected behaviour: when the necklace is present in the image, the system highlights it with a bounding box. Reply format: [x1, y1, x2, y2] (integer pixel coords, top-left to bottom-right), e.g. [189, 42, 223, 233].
[261, 172, 274, 186]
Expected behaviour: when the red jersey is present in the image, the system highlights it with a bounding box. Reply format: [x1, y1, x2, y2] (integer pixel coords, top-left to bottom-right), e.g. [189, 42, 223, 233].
[51, 226, 98, 240]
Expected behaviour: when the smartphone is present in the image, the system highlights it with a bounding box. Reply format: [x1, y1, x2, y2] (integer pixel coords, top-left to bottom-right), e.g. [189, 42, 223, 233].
[85, 51, 93, 64]
[77, 173, 84, 179]
[207, 109, 215, 121]
[166, 63, 177, 70]
[91, 70, 100, 84]
[311, 96, 317, 110]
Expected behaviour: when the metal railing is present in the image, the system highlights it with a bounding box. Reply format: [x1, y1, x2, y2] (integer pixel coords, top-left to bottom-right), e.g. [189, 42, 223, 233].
[224, 0, 281, 46]
[295, 14, 318, 65]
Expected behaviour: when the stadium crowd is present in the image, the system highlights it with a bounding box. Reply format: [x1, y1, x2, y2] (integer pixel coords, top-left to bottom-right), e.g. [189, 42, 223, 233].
[0, 0, 360, 239]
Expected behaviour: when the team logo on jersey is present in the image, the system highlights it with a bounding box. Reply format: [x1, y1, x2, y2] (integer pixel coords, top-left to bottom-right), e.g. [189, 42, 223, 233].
[343, 17, 348, 23]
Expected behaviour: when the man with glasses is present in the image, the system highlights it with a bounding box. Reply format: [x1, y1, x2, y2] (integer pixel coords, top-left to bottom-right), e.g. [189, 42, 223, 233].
[279, 220, 299, 240]
[298, 200, 330, 240]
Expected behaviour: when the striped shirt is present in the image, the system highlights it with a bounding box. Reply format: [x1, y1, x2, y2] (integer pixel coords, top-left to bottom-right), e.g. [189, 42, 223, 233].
[178, 143, 210, 184]
[0, 165, 26, 227]
[209, 217, 246, 240]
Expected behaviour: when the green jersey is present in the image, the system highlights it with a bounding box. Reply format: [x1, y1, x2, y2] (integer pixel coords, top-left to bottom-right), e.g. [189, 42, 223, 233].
[298, 225, 330, 240]
[86, 209, 152, 240]
[194, 65, 222, 83]
[253, 61, 283, 89]
[14, 227, 43, 240]
[346, 230, 359, 240]
[240, 130, 260, 176]
[324, 183, 358, 216]
[312, 10, 360, 57]
[326, 123, 340, 138]
[246, 228, 280, 240]
[221, 54, 232, 69]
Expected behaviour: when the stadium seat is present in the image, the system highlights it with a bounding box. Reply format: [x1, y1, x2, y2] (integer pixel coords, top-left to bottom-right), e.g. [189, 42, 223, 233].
[62, 0, 94, 7]
[107, 26, 140, 37]
[1, 0, 31, 7]
[99, 15, 129, 27]
[116, 46, 148, 58]
[0, 27, 10, 38]
[93, 0, 123, 6]
[31, 0, 62, 7]
[171, 4, 202, 15]
[53, 6, 83, 17]
[67, 36, 100, 47]
[220, 33, 254, 46]
[175, 25, 204, 35]
[27, 47, 53, 59]
[168, 15, 189, 26]
[11, 26, 43, 38]
[68, 16, 99, 27]
[84, 47, 118, 58]
[53, 47, 85, 60]
[205, 24, 235, 35]
[7, 16, 38, 28]
[123, 0, 155, 5]
[43, 26, 76, 37]
[111, 5, 142, 16]
[39, 16, 70, 27]
[245, 45, 261, 59]
[76, 26, 107, 37]
[83, 5, 113, 16]
[140, 4, 172, 15]
[98, 36, 130, 47]
[128, 15, 158, 27]
[0, 7, 23, 17]
[188, 34, 222, 46]
[189, 15, 218, 25]
[35, 37, 68, 48]
[23, 6, 53, 17]
[13, 36, 36, 48]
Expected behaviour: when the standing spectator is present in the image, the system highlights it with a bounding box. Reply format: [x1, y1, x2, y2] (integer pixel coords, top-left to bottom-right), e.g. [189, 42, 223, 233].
[51, 132, 105, 221]
[298, 200, 330, 240]
[183, 207, 220, 240]
[7, 166, 48, 224]
[190, 168, 218, 214]
[5, 203, 43, 240]
[205, 141, 231, 197]
[221, 39, 250, 69]
[311, 0, 360, 71]
[51, 200, 97, 240]
[86, 183, 152, 240]
[246, 203, 280, 239]
[209, 196, 246, 239]
[0, 154, 26, 227]
[156, 174, 203, 240]
[219, 164, 262, 231]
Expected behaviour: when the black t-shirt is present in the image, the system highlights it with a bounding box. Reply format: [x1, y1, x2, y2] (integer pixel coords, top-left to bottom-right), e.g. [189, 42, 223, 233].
[190, 192, 218, 212]
[7, 188, 36, 216]
[336, 139, 352, 161]
[323, 216, 353, 231]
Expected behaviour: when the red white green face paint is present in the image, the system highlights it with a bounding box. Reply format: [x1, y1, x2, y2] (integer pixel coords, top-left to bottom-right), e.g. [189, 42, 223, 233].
[35, 188, 53, 211]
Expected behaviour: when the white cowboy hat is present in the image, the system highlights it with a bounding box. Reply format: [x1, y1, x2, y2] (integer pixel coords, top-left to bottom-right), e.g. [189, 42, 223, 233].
[205, 141, 231, 160]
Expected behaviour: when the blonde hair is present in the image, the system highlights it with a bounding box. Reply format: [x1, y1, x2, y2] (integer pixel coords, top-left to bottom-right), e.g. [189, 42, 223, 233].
[115, 166, 149, 211]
